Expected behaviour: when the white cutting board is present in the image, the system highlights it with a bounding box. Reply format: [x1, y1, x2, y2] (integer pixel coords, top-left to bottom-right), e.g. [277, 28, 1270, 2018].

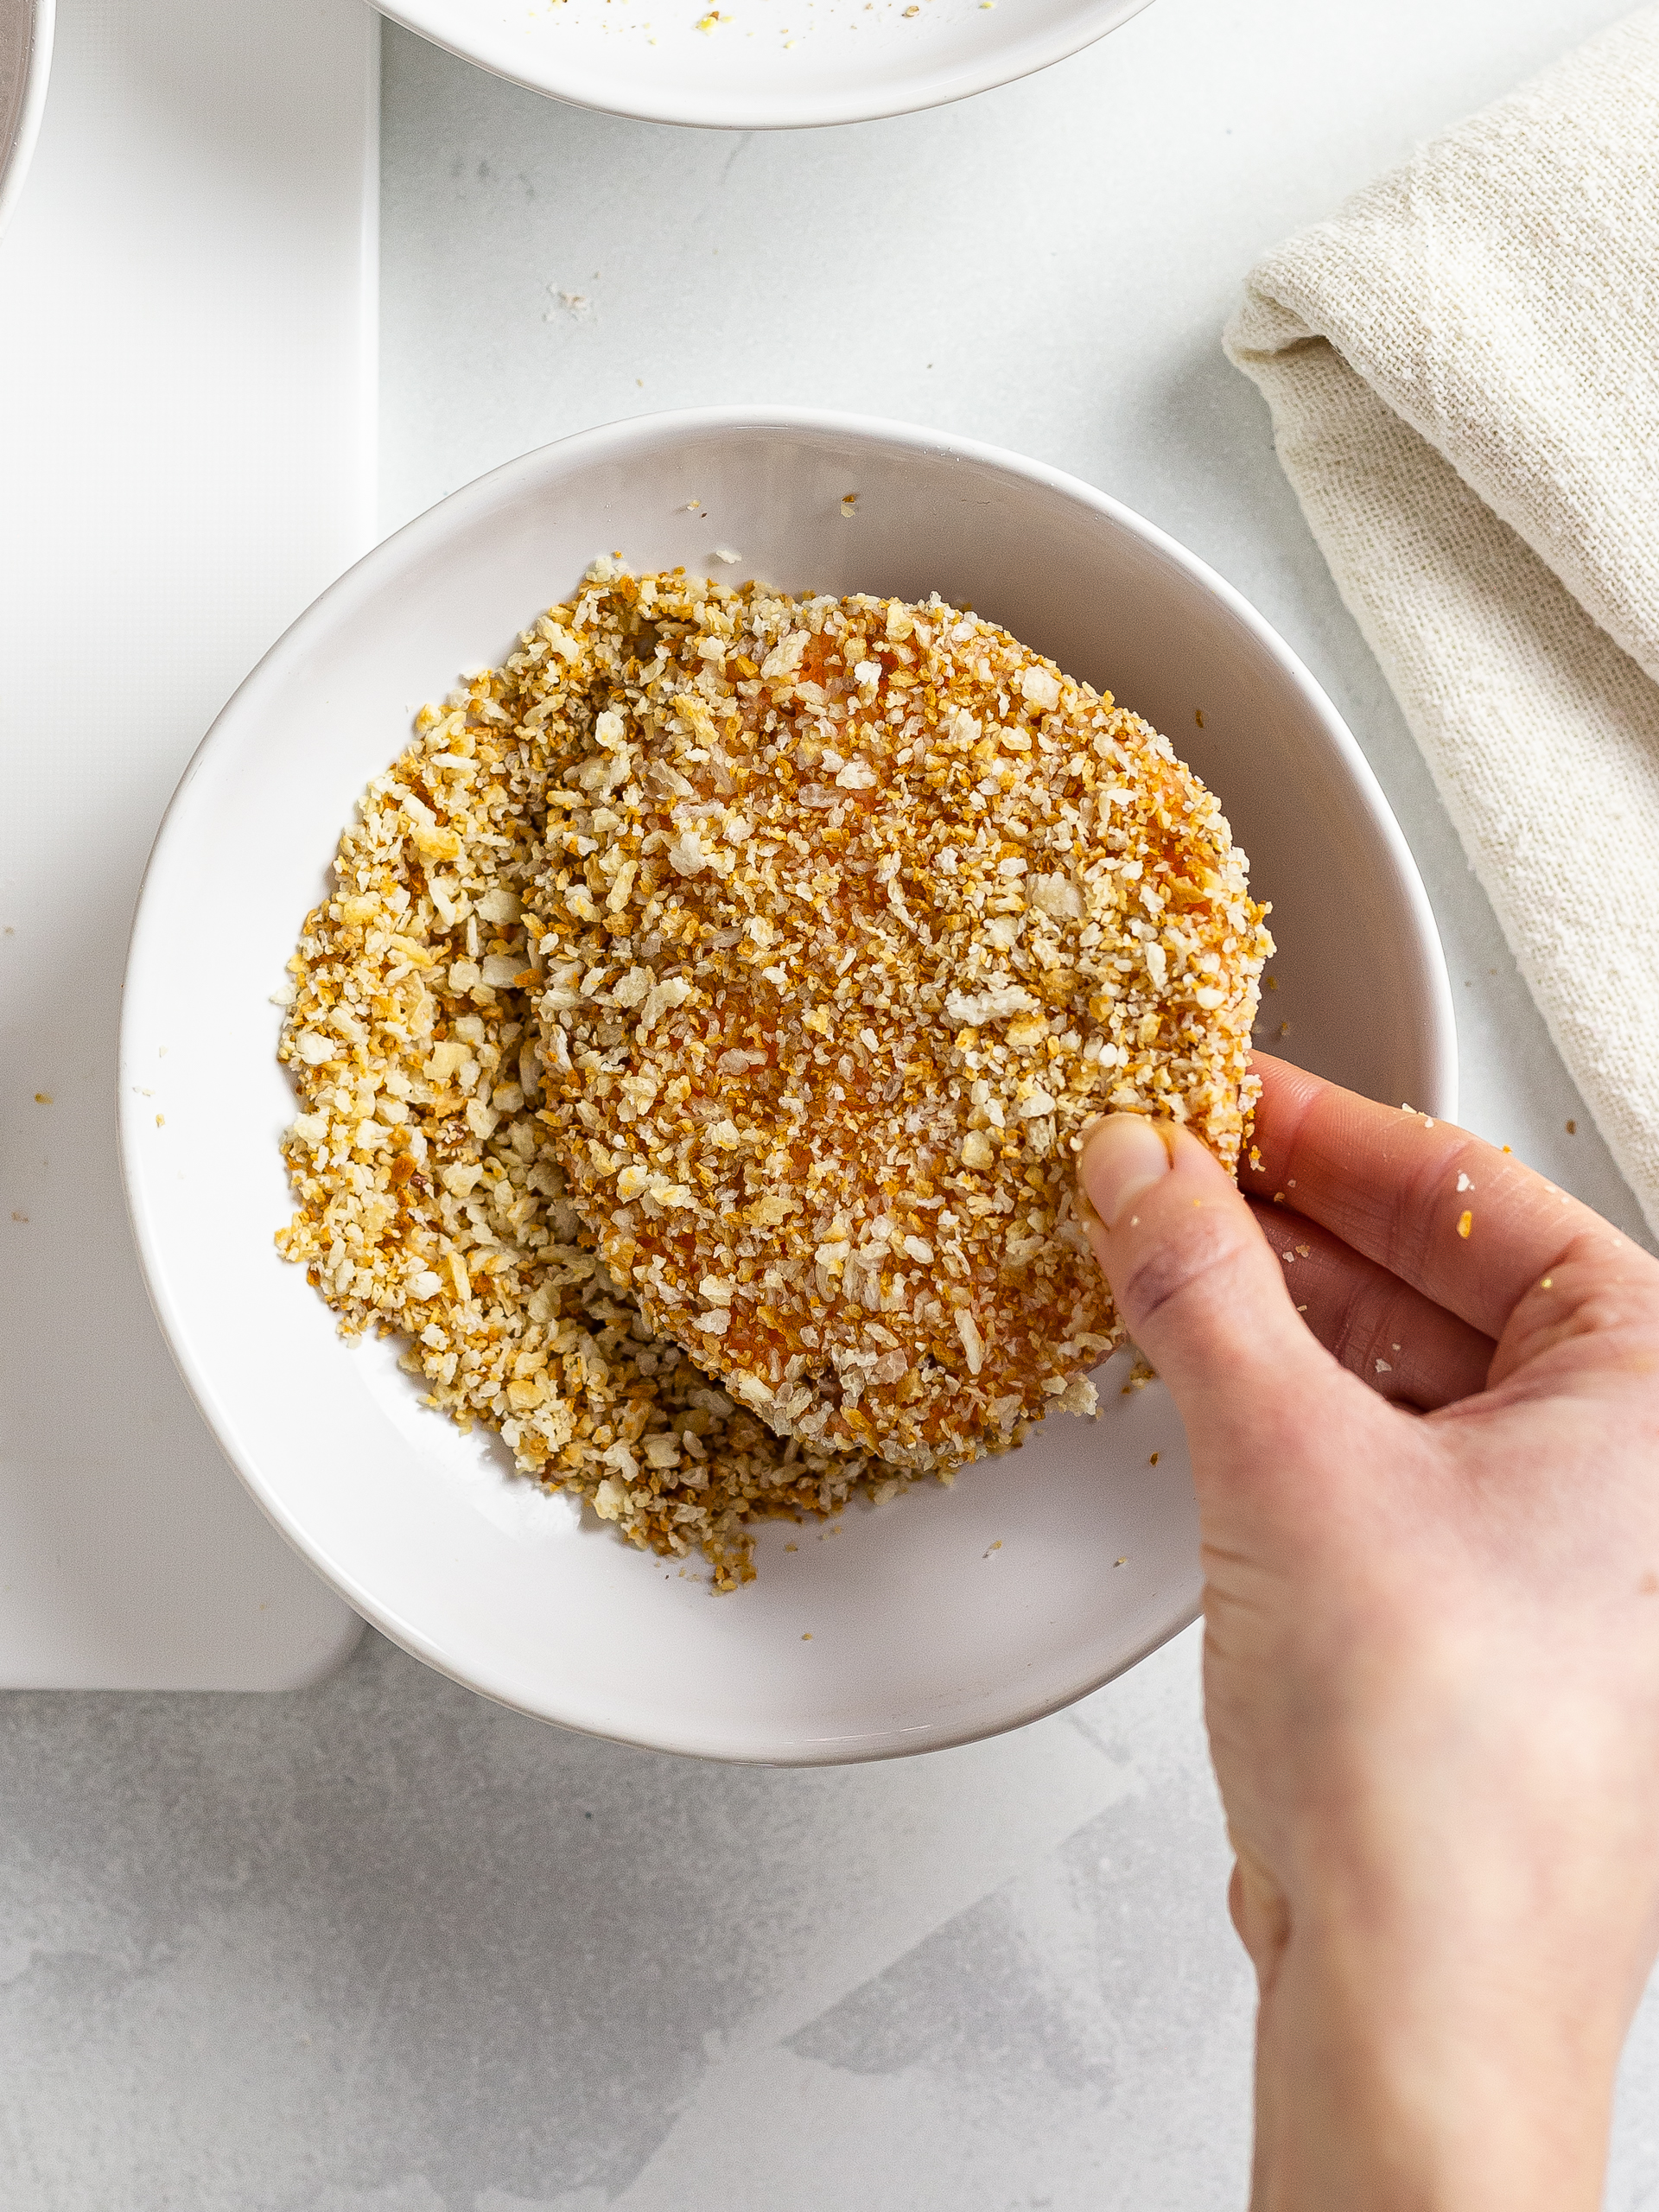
[0, 0, 374, 1686]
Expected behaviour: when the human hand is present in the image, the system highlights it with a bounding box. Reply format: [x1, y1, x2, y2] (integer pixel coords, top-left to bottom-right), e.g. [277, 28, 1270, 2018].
[1077, 1057, 1659, 2212]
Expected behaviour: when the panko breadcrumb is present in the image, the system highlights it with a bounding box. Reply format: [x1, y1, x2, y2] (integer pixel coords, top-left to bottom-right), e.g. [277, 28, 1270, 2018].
[517, 565, 1271, 1471]
[272, 671, 887, 1591]
[274, 557, 1270, 1577]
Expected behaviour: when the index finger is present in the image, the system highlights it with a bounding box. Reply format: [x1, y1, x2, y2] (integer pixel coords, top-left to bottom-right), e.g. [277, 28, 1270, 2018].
[1240, 1053, 1612, 1341]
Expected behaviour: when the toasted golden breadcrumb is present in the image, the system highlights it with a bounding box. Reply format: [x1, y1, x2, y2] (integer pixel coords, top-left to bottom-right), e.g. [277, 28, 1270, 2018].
[275, 559, 1269, 1577]
[518, 566, 1271, 1471]
[272, 659, 885, 1592]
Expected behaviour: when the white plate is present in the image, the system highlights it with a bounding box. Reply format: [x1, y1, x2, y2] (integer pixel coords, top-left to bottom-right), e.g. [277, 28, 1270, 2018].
[120, 407, 1455, 1763]
[375, 0, 1154, 130]
[0, 0, 50, 238]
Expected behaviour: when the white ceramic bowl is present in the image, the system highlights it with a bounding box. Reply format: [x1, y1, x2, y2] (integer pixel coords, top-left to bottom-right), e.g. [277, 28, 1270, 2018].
[375, 0, 1154, 130]
[0, 0, 51, 238]
[121, 407, 1454, 1764]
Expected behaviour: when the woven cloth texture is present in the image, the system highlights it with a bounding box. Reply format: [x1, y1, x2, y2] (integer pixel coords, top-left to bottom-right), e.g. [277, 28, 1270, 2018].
[1226, 6, 1659, 1232]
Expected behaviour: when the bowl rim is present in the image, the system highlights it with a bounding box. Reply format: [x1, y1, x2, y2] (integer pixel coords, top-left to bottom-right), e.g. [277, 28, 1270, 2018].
[372, 0, 1156, 131]
[0, 0, 54, 240]
[118, 403, 1459, 1758]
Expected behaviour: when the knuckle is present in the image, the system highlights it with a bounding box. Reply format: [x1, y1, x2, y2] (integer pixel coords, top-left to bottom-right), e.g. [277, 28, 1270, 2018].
[1115, 1205, 1255, 1337]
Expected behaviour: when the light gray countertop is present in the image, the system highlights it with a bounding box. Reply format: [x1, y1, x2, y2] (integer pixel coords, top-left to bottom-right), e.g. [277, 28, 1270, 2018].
[5, 0, 1657, 2203]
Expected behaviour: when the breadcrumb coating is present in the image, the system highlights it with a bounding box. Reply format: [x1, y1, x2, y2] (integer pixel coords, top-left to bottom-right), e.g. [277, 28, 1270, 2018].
[520, 564, 1272, 1470]
[273, 558, 1269, 1579]
[272, 649, 886, 1592]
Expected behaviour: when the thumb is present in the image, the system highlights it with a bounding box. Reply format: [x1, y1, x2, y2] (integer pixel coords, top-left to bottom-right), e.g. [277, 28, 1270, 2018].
[1077, 1113, 1332, 1460]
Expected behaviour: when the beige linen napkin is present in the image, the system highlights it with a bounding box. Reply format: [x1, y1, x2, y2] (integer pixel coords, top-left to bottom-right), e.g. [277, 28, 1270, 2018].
[1225, 7, 1659, 1234]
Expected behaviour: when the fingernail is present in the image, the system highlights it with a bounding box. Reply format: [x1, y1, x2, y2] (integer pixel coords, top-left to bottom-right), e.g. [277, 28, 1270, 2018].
[1078, 1115, 1172, 1231]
